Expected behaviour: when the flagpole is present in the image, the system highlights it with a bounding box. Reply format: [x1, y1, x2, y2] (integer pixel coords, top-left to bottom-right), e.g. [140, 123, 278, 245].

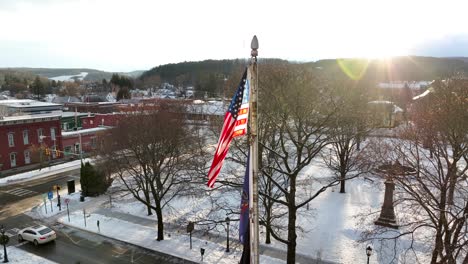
[249, 35, 260, 264]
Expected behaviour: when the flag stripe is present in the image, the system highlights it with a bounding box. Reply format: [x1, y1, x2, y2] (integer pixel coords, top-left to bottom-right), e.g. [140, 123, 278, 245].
[207, 68, 249, 188]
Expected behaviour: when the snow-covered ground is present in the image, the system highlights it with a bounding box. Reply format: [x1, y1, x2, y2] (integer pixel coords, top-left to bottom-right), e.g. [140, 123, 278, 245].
[2, 246, 57, 264]
[58, 212, 283, 264]
[108, 159, 431, 264]
[0, 159, 90, 186]
[49, 72, 88, 82]
[27, 191, 90, 219]
[18, 150, 434, 263]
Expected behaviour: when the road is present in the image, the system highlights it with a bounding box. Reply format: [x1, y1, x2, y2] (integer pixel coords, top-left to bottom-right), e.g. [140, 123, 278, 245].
[0, 169, 196, 264]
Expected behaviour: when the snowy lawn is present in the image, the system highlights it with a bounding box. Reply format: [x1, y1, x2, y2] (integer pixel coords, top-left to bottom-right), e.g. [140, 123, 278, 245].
[2, 246, 57, 264]
[109, 157, 433, 263]
[0, 158, 91, 186]
[58, 212, 283, 264]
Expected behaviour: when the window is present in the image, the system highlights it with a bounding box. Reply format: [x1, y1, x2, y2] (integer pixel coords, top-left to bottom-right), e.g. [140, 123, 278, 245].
[23, 130, 29, 145]
[10, 153, 16, 167]
[38, 228, 53, 235]
[8, 133, 14, 147]
[63, 123, 68, 131]
[37, 129, 43, 142]
[91, 137, 97, 148]
[24, 151, 31, 164]
[64, 146, 72, 155]
[50, 127, 56, 141]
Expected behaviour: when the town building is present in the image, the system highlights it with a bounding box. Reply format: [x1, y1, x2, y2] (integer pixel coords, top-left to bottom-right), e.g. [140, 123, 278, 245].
[61, 127, 110, 159]
[60, 111, 88, 131]
[0, 113, 63, 176]
[0, 99, 62, 115]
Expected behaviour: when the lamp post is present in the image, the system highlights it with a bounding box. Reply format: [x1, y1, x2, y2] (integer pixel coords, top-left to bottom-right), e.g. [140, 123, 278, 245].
[0, 225, 9, 263]
[225, 217, 230, 252]
[366, 245, 373, 264]
[55, 185, 61, 211]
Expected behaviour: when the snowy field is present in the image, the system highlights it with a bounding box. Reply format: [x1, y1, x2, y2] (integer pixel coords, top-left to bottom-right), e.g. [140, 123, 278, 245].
[108, 158, 432, 264]
[49, 72, 88, 82]
[2, 246, 57, 264]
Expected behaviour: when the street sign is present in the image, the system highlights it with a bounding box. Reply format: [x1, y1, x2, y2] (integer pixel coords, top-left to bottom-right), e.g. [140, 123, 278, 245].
[47, 191, 53, 200]
[65, 198, 70, 205]
[187, 222, 194, 233]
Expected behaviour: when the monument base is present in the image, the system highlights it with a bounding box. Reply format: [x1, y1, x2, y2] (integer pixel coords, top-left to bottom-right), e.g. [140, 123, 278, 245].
[375, 217, 399, 229]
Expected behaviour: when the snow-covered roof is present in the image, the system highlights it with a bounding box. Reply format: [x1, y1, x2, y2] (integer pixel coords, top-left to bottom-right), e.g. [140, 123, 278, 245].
[0, 99, 61, 108]
[60, 111, 89, 118]
[0, 113, 61, 124]
[61, 126, 111, 137]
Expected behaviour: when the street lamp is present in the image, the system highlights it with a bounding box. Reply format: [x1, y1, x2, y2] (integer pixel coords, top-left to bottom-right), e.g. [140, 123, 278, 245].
[55, 185, 61, 211]
[366, 245, 373, 264]
[0, 225, 9, 263]
[225, 216, 230, 252]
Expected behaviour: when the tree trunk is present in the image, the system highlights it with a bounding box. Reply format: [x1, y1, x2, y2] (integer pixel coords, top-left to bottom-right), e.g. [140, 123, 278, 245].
[155, 200, 164, 241]
[144, 180, 153, 215]
[265, 227, 271, 244]
[144, 192, 152, 216]
[339, 172, 346, 193]
[265, 207, 272, 244]
[447, 165, 457, 205]
[286, 179, 297, 264]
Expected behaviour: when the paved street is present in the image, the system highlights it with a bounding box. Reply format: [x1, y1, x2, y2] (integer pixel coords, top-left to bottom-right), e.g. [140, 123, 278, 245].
[0, 169, 196, 264]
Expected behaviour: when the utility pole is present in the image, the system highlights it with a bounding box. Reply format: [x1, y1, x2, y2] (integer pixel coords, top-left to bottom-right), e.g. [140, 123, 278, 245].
[249, 35, 260, 264]
[79, 133, 83, 161]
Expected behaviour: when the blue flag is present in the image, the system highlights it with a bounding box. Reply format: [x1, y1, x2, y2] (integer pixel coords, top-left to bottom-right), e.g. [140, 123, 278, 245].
[239, 151, 250, 244]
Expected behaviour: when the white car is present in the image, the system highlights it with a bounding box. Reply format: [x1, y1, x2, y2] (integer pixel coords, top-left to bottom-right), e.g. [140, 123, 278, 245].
[18, 225, 57, 246]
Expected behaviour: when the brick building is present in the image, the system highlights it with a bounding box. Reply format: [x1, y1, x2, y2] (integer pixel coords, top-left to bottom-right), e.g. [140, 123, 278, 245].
[81, 113, 121, 129]
[0, 113, 63, 175]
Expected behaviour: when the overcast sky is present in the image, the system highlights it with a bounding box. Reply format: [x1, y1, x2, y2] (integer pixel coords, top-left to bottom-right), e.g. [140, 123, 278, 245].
[1, 0, 468, 72]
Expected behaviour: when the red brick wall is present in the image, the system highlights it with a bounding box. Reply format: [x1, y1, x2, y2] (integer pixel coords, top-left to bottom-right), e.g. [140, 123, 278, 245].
[81, 114, 121, 129]
[0, 118, 62, 171]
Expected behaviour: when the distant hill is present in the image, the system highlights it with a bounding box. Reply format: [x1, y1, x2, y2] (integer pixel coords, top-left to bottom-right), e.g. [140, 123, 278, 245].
[141, 56, 468, 88]
[0, 68, 145, 82]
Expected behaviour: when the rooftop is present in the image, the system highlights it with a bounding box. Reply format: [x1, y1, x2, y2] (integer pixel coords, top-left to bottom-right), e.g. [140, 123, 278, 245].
[0, 113, 61, 123]
[0, 99, 61, 108]
[62, 126, 111, 137]
[60, 111, 90, 118]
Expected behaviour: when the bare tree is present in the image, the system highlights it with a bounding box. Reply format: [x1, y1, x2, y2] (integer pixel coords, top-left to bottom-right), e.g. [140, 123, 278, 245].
[323, 80, 372, 193]
[98, 108, 198, 241]
[360, 79, 468, 263]
[256, 63, 341, 264]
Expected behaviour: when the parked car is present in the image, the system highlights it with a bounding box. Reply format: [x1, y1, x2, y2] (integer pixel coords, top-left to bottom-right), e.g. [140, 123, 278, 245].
[18, 225, 56, 246]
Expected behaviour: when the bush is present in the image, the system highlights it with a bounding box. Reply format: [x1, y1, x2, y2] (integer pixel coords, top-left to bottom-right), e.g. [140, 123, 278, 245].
[80, 161, 111, 197]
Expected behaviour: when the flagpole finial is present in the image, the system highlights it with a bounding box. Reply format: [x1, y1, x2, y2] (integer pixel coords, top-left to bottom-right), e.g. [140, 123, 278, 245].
[251, 35, 259, 58]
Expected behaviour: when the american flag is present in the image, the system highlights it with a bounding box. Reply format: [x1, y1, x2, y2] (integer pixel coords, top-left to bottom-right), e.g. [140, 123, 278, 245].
[207, 68, 250, 188]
